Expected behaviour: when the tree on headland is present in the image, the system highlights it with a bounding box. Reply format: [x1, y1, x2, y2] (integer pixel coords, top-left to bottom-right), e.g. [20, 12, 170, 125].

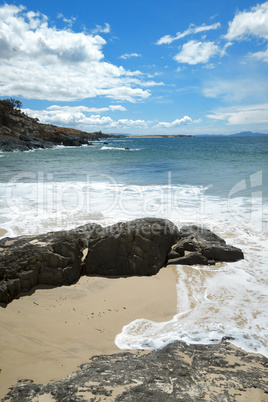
[0, 98, 23, 126]
[0, 98, 22, 112]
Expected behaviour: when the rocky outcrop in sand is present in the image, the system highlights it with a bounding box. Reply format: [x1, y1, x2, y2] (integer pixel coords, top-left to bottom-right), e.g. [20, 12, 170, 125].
[0, 219, 177, 303]
[3, 339, 267, 401]
[0, 218, 243, 304]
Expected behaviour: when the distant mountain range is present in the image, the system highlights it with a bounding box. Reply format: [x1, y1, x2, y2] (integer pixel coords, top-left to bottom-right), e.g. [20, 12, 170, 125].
[193, 131, 268, 137]
[229, 131, 268, 137]
[111, 131, 268, 137]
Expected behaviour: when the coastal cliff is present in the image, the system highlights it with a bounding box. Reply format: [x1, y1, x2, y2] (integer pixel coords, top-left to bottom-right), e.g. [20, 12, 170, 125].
[0, 99, 113, 152]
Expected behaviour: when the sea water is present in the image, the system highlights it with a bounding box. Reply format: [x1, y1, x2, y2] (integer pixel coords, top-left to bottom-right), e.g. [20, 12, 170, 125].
[0, 136, 267, 357]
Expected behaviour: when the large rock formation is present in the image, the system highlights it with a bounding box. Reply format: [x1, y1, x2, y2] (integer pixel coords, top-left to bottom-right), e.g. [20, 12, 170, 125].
[0, 219, 243, 304]
[0, 219, 178, 303]
[84, 218, 178, 276]
[0, 99, 114, 151]
[3, 339, 267, 401]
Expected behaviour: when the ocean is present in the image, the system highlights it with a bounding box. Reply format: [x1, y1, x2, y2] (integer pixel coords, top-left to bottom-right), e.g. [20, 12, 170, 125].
[0, 135, 267, 357]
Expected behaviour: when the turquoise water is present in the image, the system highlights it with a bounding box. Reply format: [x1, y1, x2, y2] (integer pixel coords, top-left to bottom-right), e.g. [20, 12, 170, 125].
[0, 135, 267, 356]
[1, 136, 267, 194]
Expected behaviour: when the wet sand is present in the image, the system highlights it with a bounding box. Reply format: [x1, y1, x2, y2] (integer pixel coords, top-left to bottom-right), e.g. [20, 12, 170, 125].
[0, 229, 7, 238]
[0, 266, 178, 399]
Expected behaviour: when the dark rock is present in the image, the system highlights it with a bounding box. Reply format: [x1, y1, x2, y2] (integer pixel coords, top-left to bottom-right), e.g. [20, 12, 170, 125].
[0, 101, 117, 152]
[176, 237, 201, 252]
[202, 244, 244, 262]
[0, 282, 8, 303]
[0, 223, 100, 303]
[167, 252, 209, 266]
[177, 225, 244, 263]
[179, 225, 226, 244]
[171, 243, 185, 256]
[85, 218, 178, 276]
[0, 220, 244, 304]
[3, 340, 267, 401]
[167, 249, 182, 260]
[0, 267, 6, 280]
[0, 219, 177, 303]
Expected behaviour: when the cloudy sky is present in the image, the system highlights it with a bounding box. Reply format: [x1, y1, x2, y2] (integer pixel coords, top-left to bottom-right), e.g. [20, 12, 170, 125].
[1, 0, 268, 134]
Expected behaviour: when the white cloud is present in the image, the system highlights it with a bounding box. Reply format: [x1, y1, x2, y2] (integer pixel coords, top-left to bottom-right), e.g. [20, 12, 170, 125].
[249, 47, 268, 62]
[147, 72, 162, 78]
[120, 53, 141, 59]
[139, 80, 165, 88]
[117, 119, 148, 127]
[156, 22, 220, 45]
[22, 105, 149, 130]
[91, 23, 111, 34]
[0, 5, 105, 62]
[0, 5, 151, 102]
[23, 105, 194, 132]
[23, 104, 127, 125]
[203, 78, 268, 102]
[226, 2, 268, 40]
[174, 40, 219, 65]
[157, 116, 192, 128]
[202, 63, 216, 70]
[47, 105, 127, 112]
[220, 41, 233, 57]
[57, 13, 76, 27]
[108, 105, 127, 111]
[207, 103, 268, 125]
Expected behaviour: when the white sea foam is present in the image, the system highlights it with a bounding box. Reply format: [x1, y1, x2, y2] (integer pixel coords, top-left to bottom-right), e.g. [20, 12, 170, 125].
[51, 144, 80, 150]
[115, 225, 268, 357]
[101, 146, 142, 151]
[0, 181, 226, 236]
[0, 179, 266, 236]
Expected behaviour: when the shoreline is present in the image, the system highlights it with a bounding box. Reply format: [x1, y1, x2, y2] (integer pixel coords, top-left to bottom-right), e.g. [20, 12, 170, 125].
[0, 228, 7, 238]
[0, 266, 178, 399]
[0, 228, 267, 400]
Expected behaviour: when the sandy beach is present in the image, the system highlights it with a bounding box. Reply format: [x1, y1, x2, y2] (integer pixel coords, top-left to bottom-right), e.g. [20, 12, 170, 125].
[0, 229, 6, 238]
[0, 266, 178, 399]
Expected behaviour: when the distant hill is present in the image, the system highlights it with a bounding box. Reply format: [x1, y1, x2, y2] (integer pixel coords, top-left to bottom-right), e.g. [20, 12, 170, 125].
[114, 131, 268, 138]
[229, 131, 268, 137]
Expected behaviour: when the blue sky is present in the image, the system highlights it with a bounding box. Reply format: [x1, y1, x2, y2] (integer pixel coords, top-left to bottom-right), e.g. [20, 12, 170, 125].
[0, 0, 268, 135]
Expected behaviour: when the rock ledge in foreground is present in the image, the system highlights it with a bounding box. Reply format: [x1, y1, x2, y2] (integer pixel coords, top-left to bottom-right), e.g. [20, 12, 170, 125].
[2, 340, 267, 401]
